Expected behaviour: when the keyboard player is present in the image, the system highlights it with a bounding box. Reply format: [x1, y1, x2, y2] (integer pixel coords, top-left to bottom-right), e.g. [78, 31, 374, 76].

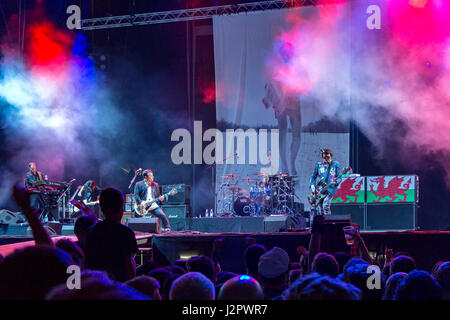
[25, 162, 46, 210]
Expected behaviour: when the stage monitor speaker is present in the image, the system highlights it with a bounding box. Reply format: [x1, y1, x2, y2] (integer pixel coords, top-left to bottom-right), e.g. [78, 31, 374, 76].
[0, 210, 25, 224]
[366, 203, 417, 231]
[264, 215, 300, 232]
[324, 214, 351, 223]
[162, 184, 190, 204]
[161, 205, 191, 231]
[330, 204, 365, 229]
[47, 222, 63, 235]
[128, 217, 161, 234]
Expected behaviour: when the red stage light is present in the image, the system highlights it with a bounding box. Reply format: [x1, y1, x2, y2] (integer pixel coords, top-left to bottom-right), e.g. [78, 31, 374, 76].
[409, 0, 428, 8]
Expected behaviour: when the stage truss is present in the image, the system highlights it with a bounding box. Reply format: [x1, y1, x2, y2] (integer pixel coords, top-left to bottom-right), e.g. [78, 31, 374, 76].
[81, 0, 318, 30]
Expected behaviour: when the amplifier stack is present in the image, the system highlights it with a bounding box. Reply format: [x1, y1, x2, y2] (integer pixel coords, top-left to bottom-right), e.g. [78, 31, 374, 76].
[161, 184, 191, 231]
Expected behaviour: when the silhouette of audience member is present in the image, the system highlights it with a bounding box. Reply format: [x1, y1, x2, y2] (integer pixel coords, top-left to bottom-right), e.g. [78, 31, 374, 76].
[166, 264, 186, 275]
[394, 270, 442, 300]
[344, 263, 385, 300]
[169, 272, 215, 300]
[286, 273, 322, 300]
[136, 261, 157, 276]
[244, 244, 267, 279]
[46, 270, 148, 300]
[84, 188, 138, 282]
[162, 273, 182, 300]
[382, 272, 407, 300]
[0, 246, 73, 299]
[74, 215, 97, 253]
[258, 247, 290, 300]
[187, 255, 217, 283]
[338, 257, 369, 280]
[56, 239, 85, 269]
[312, 253, 339, 278]
[147, 268, 173, 289]
[125, 275, 161, 300]
[218, 275, 264, 300]
[215, 271, 238, 296]
[390, 255, 416, 275]
[333, 252, 351, 274]
[432, 261, 444, 278]
[289, 269, 303, 286]
[435, 262, 450, 300]
[297, 276, 361, 300]
[175, 259, 187, 270]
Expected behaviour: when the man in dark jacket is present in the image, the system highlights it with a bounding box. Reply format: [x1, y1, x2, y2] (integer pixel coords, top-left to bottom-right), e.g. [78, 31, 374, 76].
[134, 170, 171, 232]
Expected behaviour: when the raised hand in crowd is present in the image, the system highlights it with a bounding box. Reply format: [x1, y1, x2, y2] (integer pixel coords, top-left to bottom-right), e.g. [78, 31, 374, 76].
[12, 183, 53, 247]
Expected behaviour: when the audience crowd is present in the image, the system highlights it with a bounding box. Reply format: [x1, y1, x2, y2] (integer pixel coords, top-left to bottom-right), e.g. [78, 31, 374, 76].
[0, 185, 449, 300]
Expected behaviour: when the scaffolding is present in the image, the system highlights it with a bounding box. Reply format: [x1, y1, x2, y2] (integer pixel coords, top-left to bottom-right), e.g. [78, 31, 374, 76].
[81, 0, 317, 30]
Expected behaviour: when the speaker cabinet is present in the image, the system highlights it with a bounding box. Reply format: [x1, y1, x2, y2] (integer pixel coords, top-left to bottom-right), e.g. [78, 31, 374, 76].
[162, 184, 190, 204]
[47, 222, 63, 235]
[366, 203, 417, 231]
[264, 215, 301, 232]
[161, 205, 191, 231]
[127, 217, 161, 233]
[122, 212, 133, 225]
[330, 204, 365, 230]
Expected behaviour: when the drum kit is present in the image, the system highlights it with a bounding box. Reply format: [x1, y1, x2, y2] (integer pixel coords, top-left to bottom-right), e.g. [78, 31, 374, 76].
[216, 172, 297, 217]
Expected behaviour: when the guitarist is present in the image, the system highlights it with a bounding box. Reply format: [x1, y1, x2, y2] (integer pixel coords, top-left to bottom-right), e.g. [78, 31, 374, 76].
[309, 148, 342, 216]
[77, 180, 101, 218]
[134, 169, 171, 232]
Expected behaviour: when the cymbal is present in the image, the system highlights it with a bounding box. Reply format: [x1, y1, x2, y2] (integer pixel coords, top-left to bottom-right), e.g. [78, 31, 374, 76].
[255, 172, 268, 176]
[223, 174, 237, 178]
[243, 177, 255, 181]
[273, 173, 288, 178]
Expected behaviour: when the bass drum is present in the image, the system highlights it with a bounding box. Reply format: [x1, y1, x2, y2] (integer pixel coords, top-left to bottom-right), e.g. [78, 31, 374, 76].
[233, 196, 253, 216]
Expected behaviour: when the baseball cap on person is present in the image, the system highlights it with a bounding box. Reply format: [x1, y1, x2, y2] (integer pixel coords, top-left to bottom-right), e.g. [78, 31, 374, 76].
[258, 247, 290, 279]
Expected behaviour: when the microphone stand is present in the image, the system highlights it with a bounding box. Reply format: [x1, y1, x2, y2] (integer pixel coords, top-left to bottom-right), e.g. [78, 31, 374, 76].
[57, 179, 75, 222]
[128, 169, 142, 190]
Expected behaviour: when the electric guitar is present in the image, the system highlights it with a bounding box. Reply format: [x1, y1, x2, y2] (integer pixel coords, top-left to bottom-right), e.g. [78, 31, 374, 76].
[72, 199, 99, 213]
[134, 188, 178, 216]
[308, 167, 352, 207]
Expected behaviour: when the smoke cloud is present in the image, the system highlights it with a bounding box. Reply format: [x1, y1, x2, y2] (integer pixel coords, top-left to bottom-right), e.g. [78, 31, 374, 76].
[267, 0, 450, 180]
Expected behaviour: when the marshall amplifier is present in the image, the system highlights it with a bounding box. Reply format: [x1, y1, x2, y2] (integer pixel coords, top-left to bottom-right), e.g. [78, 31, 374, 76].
[125, 202, 135, 213]
[162, 184, 190, 204]
[161, 204, 191, 231]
